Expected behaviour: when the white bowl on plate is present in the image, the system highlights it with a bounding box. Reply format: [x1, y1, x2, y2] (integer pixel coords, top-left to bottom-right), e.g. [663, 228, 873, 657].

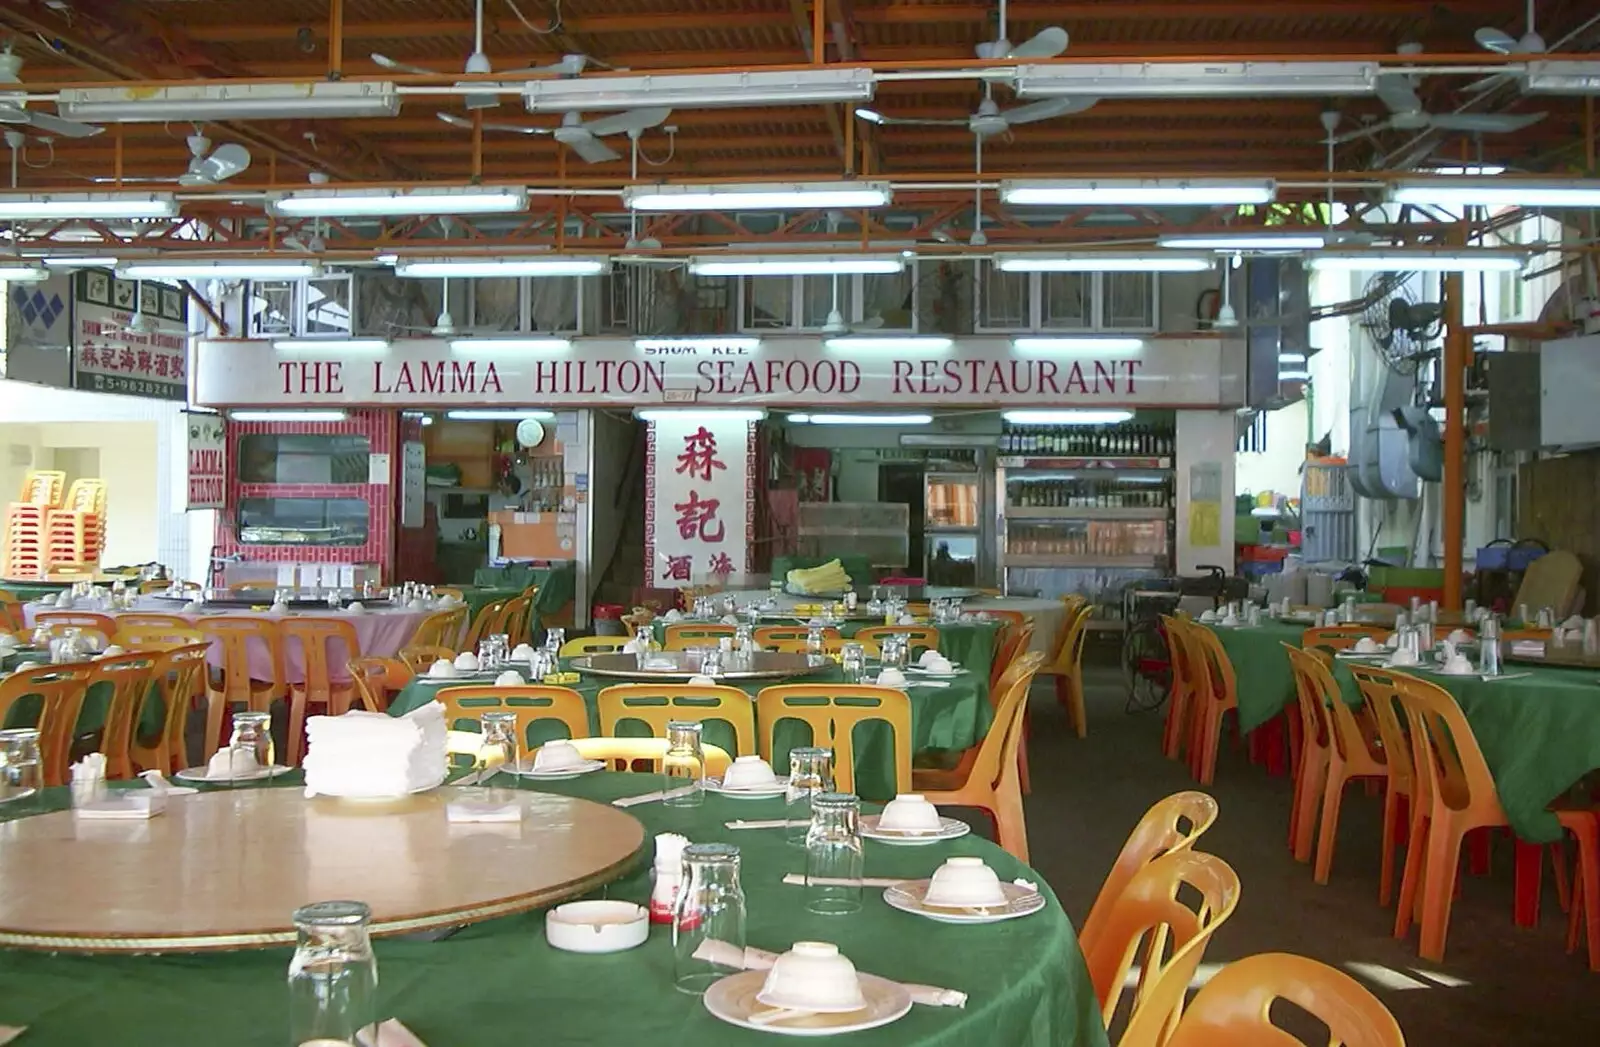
[533, 740, 584, 771]
[545, 901, 649, 953]
[877, 794, 943, 833]
[428, 659, 459, 679]
[924, 856, 1008, 908]
[98, 645, 126, 658]
[875, 668, 907, 688]
[756, 942, 868, 1014]
[511, 643, 536, 660]
[722, 755, 779, 790]
[1352, 637, 1380, 654]
[493, 670, 523, 686]
[453, 652, 480, 671]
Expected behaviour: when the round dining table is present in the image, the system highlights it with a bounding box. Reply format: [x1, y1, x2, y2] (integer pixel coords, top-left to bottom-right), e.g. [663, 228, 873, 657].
[650, 614, 1002, 681]
[0, 772, 1110, 1047]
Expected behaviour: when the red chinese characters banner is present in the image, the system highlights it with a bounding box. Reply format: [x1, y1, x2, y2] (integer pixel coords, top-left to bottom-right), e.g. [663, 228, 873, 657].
[645, 413, 754, 588]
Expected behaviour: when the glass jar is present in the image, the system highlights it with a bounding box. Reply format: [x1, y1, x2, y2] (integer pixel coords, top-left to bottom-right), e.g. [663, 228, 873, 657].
[543, 627, 566, 654]
[879, 634, 908, 672]
[672, 843, 745, 995]
[840, 642, 867, 684]
[228, 711, 275, 781]
[634, 626, 656, 654]
[0, 728, 42, 803]
[662, 720, 705, 807]
[804, 792, 864, 915]
[699, 648, 724, 679]
[478, 711, 520, 773]
[1479, 617, 1502, 676]
[785, 747, 835, 844]
[287, 900, 378, 1047]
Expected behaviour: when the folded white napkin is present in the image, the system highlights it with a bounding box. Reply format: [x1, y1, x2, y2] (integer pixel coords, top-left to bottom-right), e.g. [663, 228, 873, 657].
[138, 770, 197, 796]
[75, 795, 165, 820]
[1511, 640, 1546, 657]
[613, 784, 696, 808]
[303, 702, 448, 798]
[0, 1026, 24, 1045]
[692, 939, 967, 1008]
[640, 656, 678, 671]
[908, 680, 951, 689]
[446, 799, 521, 823]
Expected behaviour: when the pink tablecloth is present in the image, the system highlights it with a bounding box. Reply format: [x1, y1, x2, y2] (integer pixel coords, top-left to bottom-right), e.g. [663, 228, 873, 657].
[22, 598, 431, 684]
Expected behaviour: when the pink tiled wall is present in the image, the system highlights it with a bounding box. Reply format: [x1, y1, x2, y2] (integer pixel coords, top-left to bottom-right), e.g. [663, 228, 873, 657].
[213, 409, 400, 579]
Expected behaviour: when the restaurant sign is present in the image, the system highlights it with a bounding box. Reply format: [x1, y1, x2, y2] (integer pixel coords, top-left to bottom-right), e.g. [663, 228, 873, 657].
[185, 411, 226, 511]
[645, 413, 754, 588]
[193, 336, 1243, 408]
[74, 271, 189, 401]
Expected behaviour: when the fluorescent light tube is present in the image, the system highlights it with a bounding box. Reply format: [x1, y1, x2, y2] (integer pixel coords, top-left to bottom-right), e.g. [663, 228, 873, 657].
[634, 408, 766, 422]
[0, 192, 177, 220]
[525, 68, 874, 112]
[1278, 353, 1308, 364]
[1157, 233, 1327, 250]
[690, 254, 903, 277]
[120, 259, 321, 280]
[1002, 179, 1276, 207]
[1308, 250, 1526, 273]
[1013, 61, 1378, 98]
[0, 264, 48, 282]
[448, 337, 571, 352]
[230, 410, 348, 422]
[624, 181, 891, 211]
[272, 338, 390, 352]
[1278, 370, 1311, 381]
[394, 257, 608, 278]
[1012, 336, 1145, 353]
[445, 409, 557, 420]
[1002, 410, 1135, 425]
[996, 253, 1215, 273]
[635, 337, 763, 352]
[59, 81, 400, 122]
[823, 335, 953, 351]
[1390, 177, 1600, 209]
[41, 256, 120, 268]
[797, 413, 933, 426]
[1523, 60, 1600, 95]
[269, 186, 528, 218]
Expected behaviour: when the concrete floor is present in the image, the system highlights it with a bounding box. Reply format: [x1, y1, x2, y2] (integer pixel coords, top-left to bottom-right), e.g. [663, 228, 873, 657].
[1014, 664, 1594, 1046]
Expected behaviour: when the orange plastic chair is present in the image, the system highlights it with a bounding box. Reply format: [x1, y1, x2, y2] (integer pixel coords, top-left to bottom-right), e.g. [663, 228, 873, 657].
[114, 624, 206, 651]
[346, 656, 410, 713]
[1144, 953, 1405, 1047]
[1285, 643, 1334, 862]
[91, 651, 160, 780]
[1046, 601, 1093, 738]
[988, 620, 1035, 694]
[596, 683, 756, 756]
[0, 590, 23, 633]
[1082, 848, 1241, 1036]
[113, 613, 193, 630]
[281, 617, 364, 764]
[1502, 627, 1553, 641]
[768, 636, 851, 655]
[1390, 670, 1600, 966]
[981, 608, 1030, 630]
[753, 625, 841, 647]
[1286, 646, 1401, 892]
[494, 593, 536, 645]
[1300, 625, 1386, 652]
[0, 663, 95, 787]
[1181, 624, 1239, 785]
[139, 579, 199, 594]
[33, 611, 118, 648]
[1077, 790, 1221, 958]
[129, 642, 210, 775]
[911, 651, 1045, 862]
[1346, 665, 1419, 911]
[662, 623, 737, 650]
[554, 736, 733, 776]
[410, 607, 467, 650]
[195, 616, 287, 762]
[1159, 616, 1200, 762]
[461, 598, 509, 653]
[852, 625, 939, 656]
[433, 587, 465, 601]
[755, 683, 912, 796]
[436, 684, 591, 751]
[399, 644, 457, 675]
[559, 636, 627, 657]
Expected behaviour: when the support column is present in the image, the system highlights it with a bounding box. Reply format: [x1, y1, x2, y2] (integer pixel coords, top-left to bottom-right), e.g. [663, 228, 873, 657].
[1442, 261, 1467, 610]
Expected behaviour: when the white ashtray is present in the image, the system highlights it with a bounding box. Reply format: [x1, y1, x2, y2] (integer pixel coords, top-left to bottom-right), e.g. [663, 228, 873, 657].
[545, 900, 649, 953]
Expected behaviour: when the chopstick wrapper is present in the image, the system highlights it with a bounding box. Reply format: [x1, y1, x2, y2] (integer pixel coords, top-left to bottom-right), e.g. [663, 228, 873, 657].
[693, 940, 967, 1008]
[0, 1026, 24, 1045]
[727, 819, 809, 830]
[613, 785, 696, 808]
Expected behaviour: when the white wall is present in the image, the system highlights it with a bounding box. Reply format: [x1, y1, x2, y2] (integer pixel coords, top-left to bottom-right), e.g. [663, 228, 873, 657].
[1236, 399, 1307, 502]
[1175, 410, 1237, 573]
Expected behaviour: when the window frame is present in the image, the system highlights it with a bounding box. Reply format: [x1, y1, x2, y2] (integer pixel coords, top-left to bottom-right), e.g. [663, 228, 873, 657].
[973, 264, 1160, 334]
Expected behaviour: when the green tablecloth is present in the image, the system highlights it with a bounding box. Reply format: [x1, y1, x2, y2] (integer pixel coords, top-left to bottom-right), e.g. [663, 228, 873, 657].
[0, 581, 70, 603]
[0, 774, 1109, 1047]
[1205, 620, 1309, 731]
[650, 620, 1000, 684]
[391, 659, 992, 802]
[473, 562, 576, 617]
[457, 585, 524, 623]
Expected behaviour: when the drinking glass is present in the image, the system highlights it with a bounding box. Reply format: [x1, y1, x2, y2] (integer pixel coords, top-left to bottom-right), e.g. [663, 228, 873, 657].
[840, 642, 866, 683]
[228, 711, 275, 782]
[805, 626, 826, 656]
[672, 842, 746, 995]
[287, 900, 378, 1047]
[478, 711, 520, 774]
[880, 635, 908, 672]
[1479, 617, 1502, 676]
[785, 747, 834, 844]
[543, 627, 567, 654]
[634, 626, 656, 654]
[699, 648, 724, 679]
[0, 728, 41, 804]
[662, 720, 705, 807]
[804, 792, 864, 915]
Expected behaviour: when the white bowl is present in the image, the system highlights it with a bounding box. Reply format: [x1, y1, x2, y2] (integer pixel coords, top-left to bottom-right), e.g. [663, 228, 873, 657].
[346, 602, 366, 615]
[924, 856, 1008, 909]
[37, 594, 57, 607]
[1387, 651, 1420, 667]
[545, 900, 649, 954]
[428, 659, 460, 679]
[757, 942, 868, 1013]
[453, 652, 480, 671]
[722, 755, 779, 790]
[875, 668, 907, 688]
[99, 645, 126, 658]
[920, 656, 954, 673]
[511, 643, 536, 660]
[1352, 638, 1379, 653]
[878, 794, 943, 833]
[407, 598, 431, 612]
[183, 601, 203, 613]
[268, 602, 290, 615]
[687, 674, 716, 686]
[533, 740, 584, 771]
[493, 670, 523, 686]
[205, 749, 260, 779]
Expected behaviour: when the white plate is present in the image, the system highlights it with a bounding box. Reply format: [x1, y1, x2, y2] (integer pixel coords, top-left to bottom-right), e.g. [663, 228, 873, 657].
[704, 971, 912, 1037]
[859, 815, 971, 845]
[883, 880, 1047, 924]
[905, 669, 963, 679]
[704, 776, 790, 798]
[499, 759, 605, 780]
[1425, 666, 1478, 677]
[175, 764, 295, 784]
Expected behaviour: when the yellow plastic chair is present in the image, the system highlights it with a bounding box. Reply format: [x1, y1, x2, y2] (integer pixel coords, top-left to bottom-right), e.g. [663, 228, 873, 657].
[853, 625, 939, 657]
[399, 645, 456, 675]
[662, 623, 737, 650]
[560, 635, 627, 657]
[0, 590, 23, 633]
[1347, 665, 1419, 911]
[436, 684, 591, 751]
[549, 736, 733, 776]
[989, 619, 1035, 695]
[1300, 625, 1386, 652]
[495, 593, 536, 645]
[128, 642, 210, 776]
[281, 617, 364, 764]
[1077, 790, 1221, 959]
[1180, 624, 1239, 785]
[1083, 849, 1241, 1038]
[1149, 952, 1405, 1047]
[460, 598, 509, 653]
[911, 651, 1046, 862]
[596, 683, 756, 755]
[91, 651, 160, 780]
[114, 612, 193, 630]
[33, 611, 118, 648]
[346, 656, 410, 713]
[0, 663, 95, 787]
[196, 616, 287, 763]
[140, 578, 199, 594]
[754, 625, 841, 648]
[768, 636, 851, 655]
[433, 587, 465, 601]
[755, 683, 912, 796]
[1046, 601, 1093, 737]
[114, 625, 207, 651]
[410, 607, 467, 651]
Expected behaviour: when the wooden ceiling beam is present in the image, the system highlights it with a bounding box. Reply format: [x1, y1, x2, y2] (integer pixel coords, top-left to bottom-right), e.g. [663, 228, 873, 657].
[184, 12, 796, 42]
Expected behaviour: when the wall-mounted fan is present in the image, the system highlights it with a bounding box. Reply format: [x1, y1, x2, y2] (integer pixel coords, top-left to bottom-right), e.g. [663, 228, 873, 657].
[437, 107, 668, 163]
[0, 43, 102, 138]
[1359, 275, 1442, 370]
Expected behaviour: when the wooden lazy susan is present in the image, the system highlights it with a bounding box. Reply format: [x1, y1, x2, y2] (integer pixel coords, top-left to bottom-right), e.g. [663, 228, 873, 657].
[0, 787, 645, 953]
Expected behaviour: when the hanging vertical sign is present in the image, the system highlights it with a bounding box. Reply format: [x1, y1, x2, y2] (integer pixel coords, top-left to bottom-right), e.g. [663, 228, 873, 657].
[185, 411, 226, 510]
[645, 414, 755, 588]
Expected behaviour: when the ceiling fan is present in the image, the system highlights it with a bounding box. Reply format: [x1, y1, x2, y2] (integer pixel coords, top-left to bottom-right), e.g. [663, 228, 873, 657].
[1476, 0, 1546, 55]
[178, 132, 252, 186]
[0, 42, 102, 138]
[974, 2, 1070, 59]
[1366, 52, 1544, 139]
[858, 95, 1095, 137]
[437, 107, 670, 164]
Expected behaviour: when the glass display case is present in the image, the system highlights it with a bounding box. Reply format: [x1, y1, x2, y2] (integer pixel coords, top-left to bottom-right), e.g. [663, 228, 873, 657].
[797, 502, 910, 568]
[237, 434, 371, 485]
[236, 496, 370, 546]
